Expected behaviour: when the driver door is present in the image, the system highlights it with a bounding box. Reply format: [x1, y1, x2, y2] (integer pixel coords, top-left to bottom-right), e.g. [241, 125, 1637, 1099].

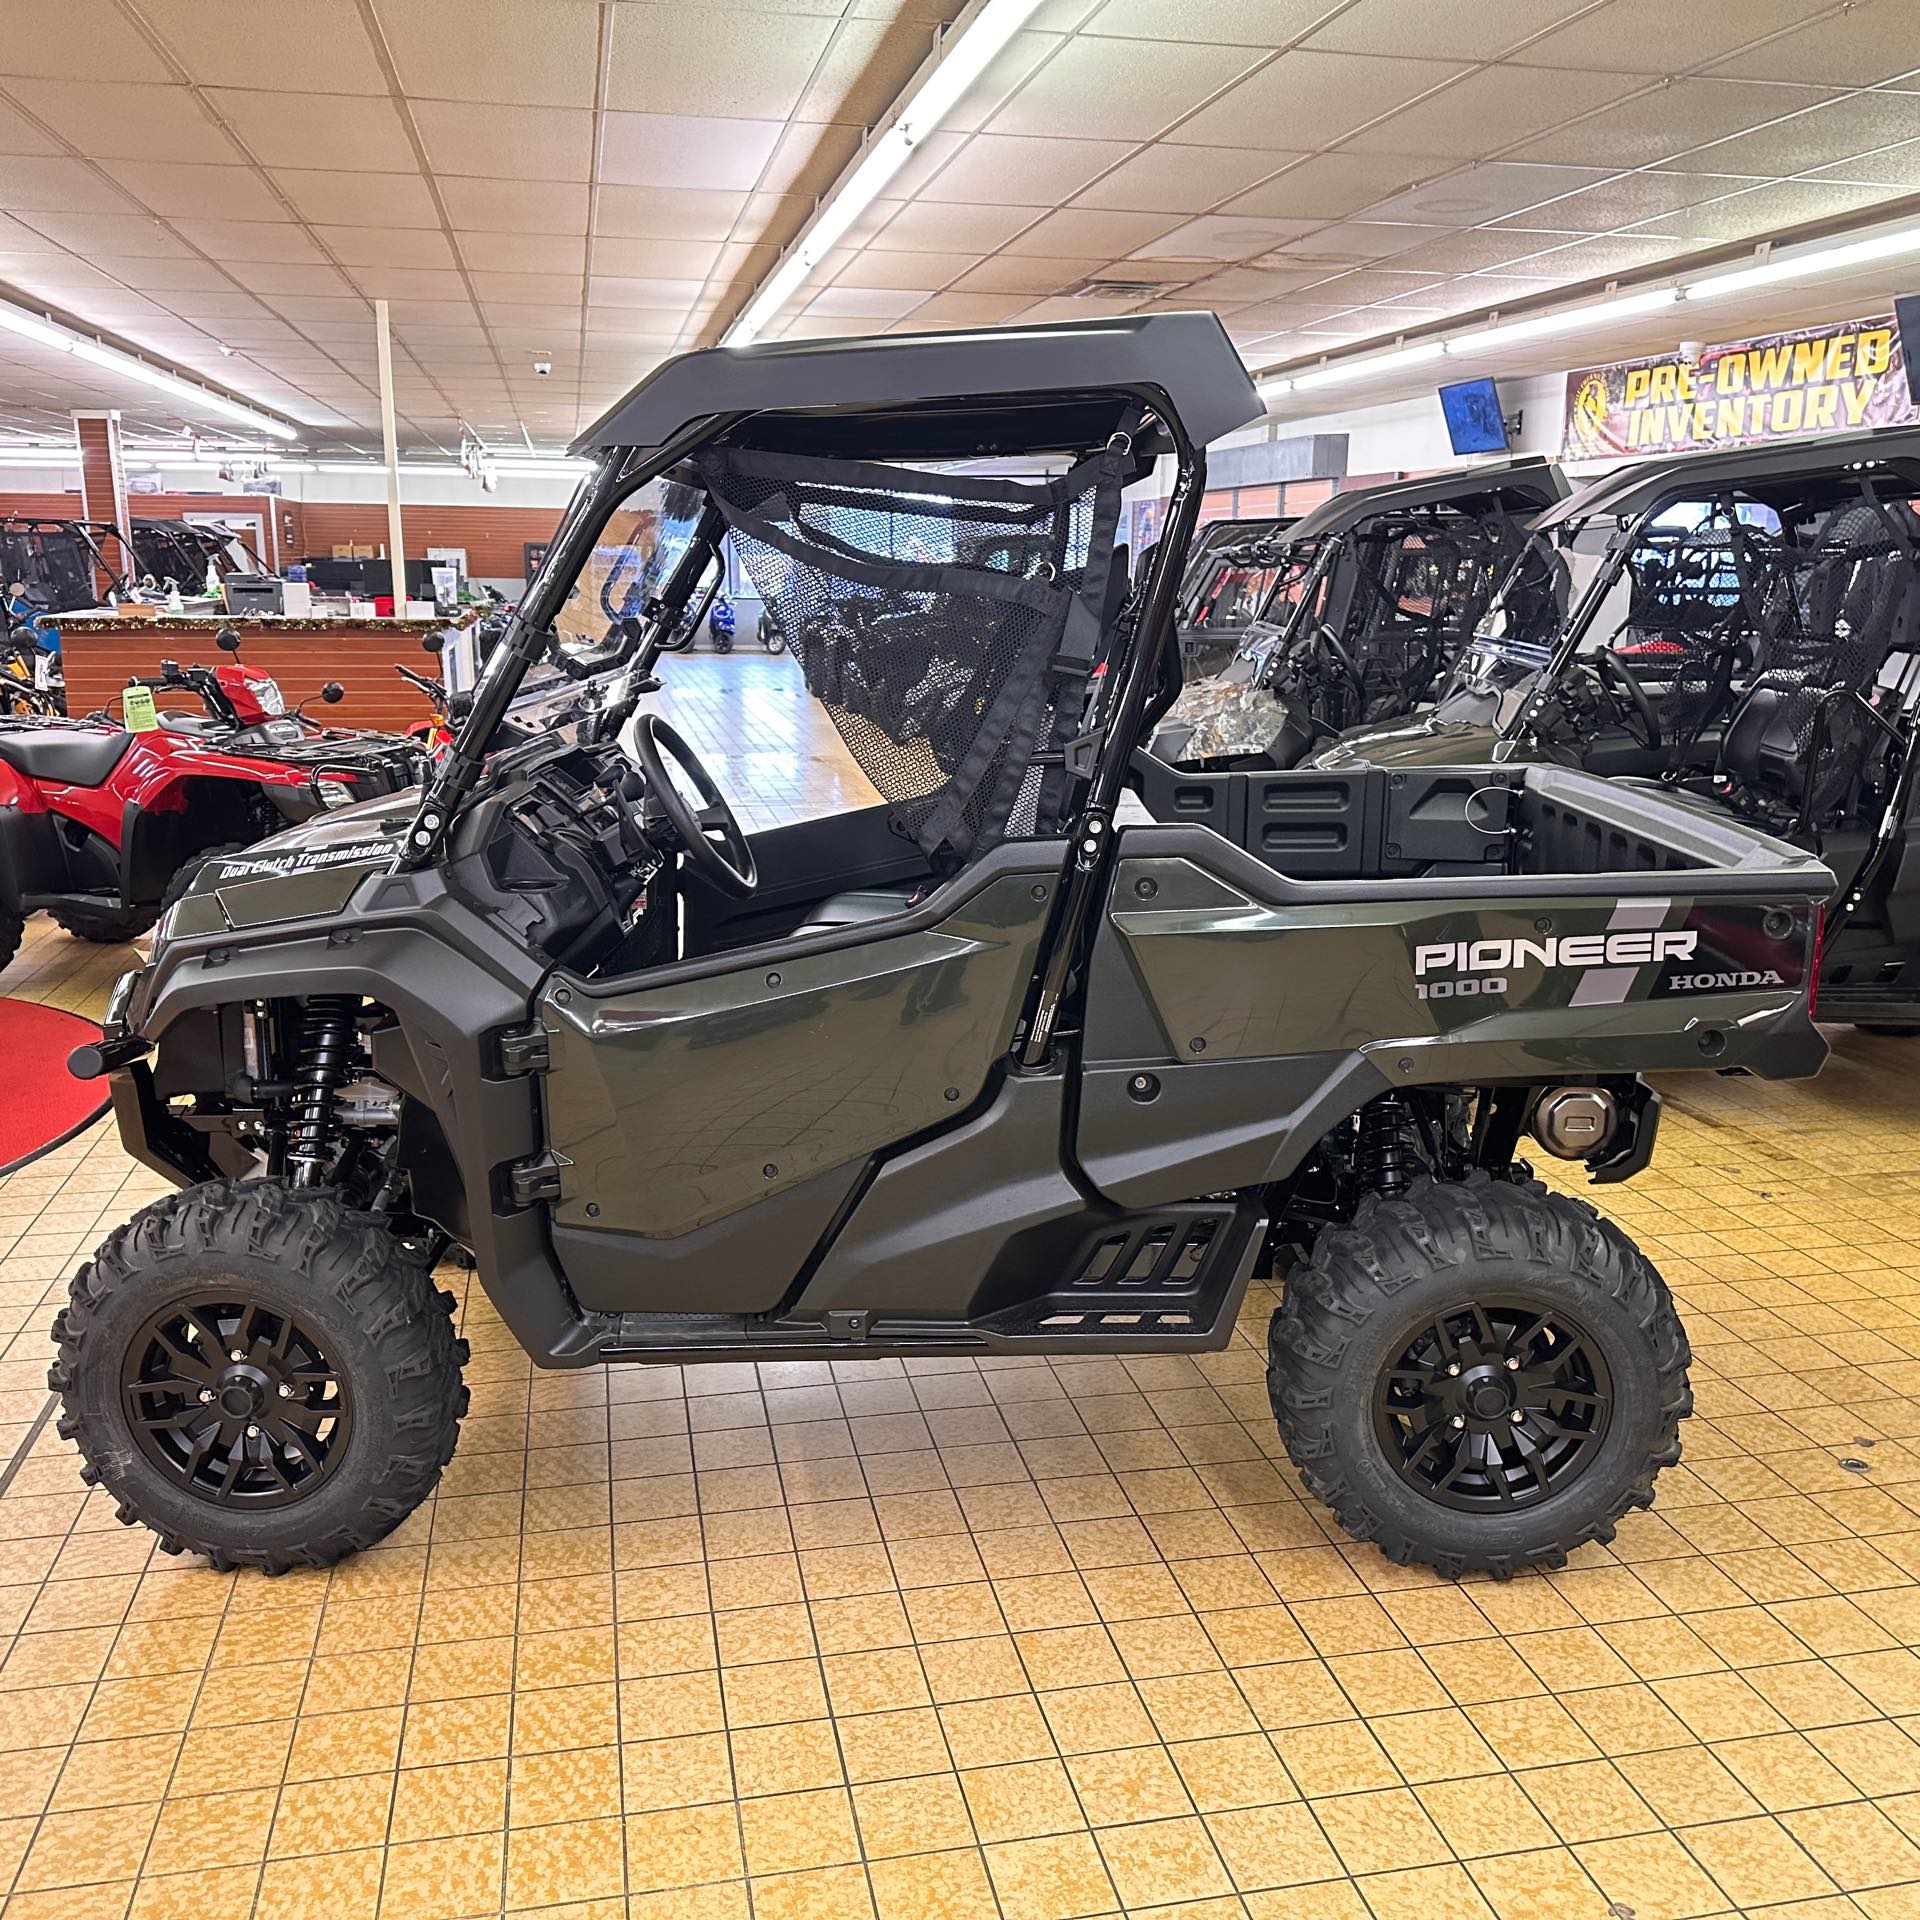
[530, 845, 1065, 1314]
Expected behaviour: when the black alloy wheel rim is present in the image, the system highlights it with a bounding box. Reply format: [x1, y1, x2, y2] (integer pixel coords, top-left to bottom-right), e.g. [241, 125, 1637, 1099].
[122, 1292, 352, 1508]
[1372, 1293, 1612, 1512]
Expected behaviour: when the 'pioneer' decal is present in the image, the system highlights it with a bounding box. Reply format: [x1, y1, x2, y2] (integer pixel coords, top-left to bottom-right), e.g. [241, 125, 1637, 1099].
[1415, 931, 1698, 977]
[208, 841, 395, 881]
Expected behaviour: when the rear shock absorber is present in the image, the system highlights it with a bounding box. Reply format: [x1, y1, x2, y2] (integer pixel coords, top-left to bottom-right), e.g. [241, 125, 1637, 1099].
[1358, 1095, 1416, 1198]
[287, 996, 358, 1188]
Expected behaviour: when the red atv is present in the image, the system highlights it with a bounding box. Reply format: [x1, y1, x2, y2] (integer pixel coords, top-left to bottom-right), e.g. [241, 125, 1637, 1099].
[0, 630, 425, 972]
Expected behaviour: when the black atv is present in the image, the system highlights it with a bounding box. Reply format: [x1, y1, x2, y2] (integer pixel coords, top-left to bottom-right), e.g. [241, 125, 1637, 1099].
[1275, 426, 1920, 1031]
[57, 314, 1830, 1583]
[1154, 459, 1572, 770]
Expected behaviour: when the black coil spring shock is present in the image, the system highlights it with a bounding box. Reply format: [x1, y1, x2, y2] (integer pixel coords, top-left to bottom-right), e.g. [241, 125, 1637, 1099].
[287, 996, 357, 1187]
[1358, 1095, 1416, 1198]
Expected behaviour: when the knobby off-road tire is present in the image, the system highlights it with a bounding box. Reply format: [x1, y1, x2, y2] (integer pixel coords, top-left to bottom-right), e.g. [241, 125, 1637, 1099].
[0, 907, 21, 976]
[158, 842, 250, 919]
[1268, 1173, 1690, 1579]
[49, 904, 158, 944]
[50, 1178, 469, 1573]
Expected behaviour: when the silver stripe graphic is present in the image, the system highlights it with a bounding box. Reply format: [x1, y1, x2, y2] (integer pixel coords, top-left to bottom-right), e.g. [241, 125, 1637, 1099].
[1569, 896, 1673, 1007]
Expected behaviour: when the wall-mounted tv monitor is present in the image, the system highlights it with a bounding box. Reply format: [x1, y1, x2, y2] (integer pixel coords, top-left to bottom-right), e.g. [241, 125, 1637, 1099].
[1438, 377, 1509, 456]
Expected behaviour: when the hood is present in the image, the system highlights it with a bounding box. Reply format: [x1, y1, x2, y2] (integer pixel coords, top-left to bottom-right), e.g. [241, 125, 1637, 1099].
[1311, 716, 1504, 770]
[163, 787, 418, 938]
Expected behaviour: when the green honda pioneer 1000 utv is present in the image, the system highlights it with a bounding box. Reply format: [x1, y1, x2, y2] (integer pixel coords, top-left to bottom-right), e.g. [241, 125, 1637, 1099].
[59, 313, 1832, 1580]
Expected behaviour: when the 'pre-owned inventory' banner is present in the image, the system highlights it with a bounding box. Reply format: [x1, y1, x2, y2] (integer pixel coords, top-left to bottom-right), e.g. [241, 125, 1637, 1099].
[1563, 313, 1917, 459]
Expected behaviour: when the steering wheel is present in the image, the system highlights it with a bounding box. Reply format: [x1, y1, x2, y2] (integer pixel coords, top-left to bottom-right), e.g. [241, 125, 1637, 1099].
[629, 714, 757, 899]
[1312, 622, 1366, 698]
[1595, 647, 1662, 752]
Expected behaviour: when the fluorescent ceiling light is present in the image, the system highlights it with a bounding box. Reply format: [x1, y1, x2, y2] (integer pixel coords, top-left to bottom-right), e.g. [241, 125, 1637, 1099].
[1684, 222, 1920, 301]
[1266, 340, 1449, 398]
[1448, 286, 1679, 355]
[724, 0, 1048, 348]
[0, 295, 298, 440]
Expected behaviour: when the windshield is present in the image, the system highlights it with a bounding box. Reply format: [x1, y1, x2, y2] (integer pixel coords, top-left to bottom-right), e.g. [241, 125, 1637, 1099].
[469, 468, 704, 710]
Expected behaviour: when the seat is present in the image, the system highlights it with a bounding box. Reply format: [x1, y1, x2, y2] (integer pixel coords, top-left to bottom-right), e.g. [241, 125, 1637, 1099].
[0, 726, 134, 786]
[795, 886, 921, 936]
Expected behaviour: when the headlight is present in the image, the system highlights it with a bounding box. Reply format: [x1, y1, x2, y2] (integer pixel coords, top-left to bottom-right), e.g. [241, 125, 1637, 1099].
[257, 679, 286, 716]
[316, 779, 354, 807]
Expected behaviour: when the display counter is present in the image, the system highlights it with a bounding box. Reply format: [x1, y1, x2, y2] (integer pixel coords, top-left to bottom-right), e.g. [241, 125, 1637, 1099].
[56, 614, 446, 731]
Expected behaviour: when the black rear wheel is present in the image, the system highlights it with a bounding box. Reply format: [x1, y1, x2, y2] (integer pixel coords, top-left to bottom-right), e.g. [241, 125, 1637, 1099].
[1269, 1174, 1689, 1578]
[51, 1179, 468, 1572]
[0, 907, 20, 976]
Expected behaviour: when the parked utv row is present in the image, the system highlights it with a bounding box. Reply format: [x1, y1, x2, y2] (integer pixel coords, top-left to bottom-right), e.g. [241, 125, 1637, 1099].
[54, 314, 1834, 1587]
[1155, 423, 1920, 1031]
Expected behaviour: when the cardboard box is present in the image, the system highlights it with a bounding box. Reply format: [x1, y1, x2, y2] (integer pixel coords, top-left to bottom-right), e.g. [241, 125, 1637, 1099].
[331, 542, 380, 560]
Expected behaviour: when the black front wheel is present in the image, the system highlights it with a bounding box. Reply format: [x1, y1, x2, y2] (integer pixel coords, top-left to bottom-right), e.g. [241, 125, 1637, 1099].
[49, 904, 158, 944]
[51, 1179, 468, 1572]
[1268, 1174, 1689, 1578]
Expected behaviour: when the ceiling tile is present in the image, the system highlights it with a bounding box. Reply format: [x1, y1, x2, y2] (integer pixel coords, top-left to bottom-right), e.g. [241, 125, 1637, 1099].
[605, 6, 838, 118]
[1807, 140, 1920, 191]
[468, 268, 584, 302]
[315, 225, 455, 270]
[138, 0, 389, 93]
[1675, 90, 1920, 178]
[999, 207, 1181, 257]
[1221, 151, 1431, 221]
[0, 0, 174, 82]
[918, 135, 1137, 205]
[1508, 0, 1836, 74]
[1344, 65, 1650, 161]
[413, 102, 594, 183]
[986, 37, 1260, 141]
[272, 170, 441, 229]
[99, 160, 288, 224]
[755, 121, 862, 198]
[0, 155, 136, 213]
[588, 236, 724, 279]
[209, 89, 418, 172]
[866, 200, 1045, 254]
[15, 210, 195, 258]
[1172, 50, 1470, 152]
[440, 177, 589, 235]
[1513, 79, 1834, 171]
[172, 220, 327, 264]
[1130, 214, 1322, 263]
[7, 80, 234, 164]
[953, 254, 1105, 295]
[1071, 144, 1294, 216]
[1709, 0, 1918, 85]
[1623, 175, 1899, 243]
[1360, 162, 1614, 227]
[380, 0, 602, 109]
[831, 249, 974, 289]
[598, 113, 784, 191]
[803, 285, 928, 319]
[890, 291, 1032, 326]
[348, 266, 473, 301]
[458, 232, 587, 275]
[1303, 0, 1592, 60]
[1498, 170, 1747, 233]
[1086, 0, 1336, 43]
[794, 14, 939, 124]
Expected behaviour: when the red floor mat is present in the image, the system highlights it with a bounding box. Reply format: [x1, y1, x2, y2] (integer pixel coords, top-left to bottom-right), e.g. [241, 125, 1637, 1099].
[0, 998, 111, 1176]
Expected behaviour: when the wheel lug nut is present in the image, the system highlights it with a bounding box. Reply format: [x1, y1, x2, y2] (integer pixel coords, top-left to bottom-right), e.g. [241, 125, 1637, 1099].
[198, 1389, 212, 1404]
[277, 1384, 292, 1398]
[1505, 1357, 1520, 1370]
[229, 1350, 245, 1363]
[246, 1424, 259, 1438]
[1510, 1409, 1525, 1423]
[1446, 1363, 1461, 1376]
[1450, 1415, 1465, 1429]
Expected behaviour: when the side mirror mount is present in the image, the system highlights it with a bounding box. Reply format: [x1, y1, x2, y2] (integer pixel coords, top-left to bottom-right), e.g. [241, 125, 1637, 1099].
[216, 627, 241, 653]
[320, 682, 345, 705]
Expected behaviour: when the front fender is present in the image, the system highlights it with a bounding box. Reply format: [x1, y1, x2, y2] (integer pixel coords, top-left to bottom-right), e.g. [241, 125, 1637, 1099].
[122, 866, 583, 1361]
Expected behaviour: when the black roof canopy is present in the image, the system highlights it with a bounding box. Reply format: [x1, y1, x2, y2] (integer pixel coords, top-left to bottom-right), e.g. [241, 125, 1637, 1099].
[1538, 423, 1920, 532]
[1283, 456, 1571, 545]
[573, 312, 1265, 460]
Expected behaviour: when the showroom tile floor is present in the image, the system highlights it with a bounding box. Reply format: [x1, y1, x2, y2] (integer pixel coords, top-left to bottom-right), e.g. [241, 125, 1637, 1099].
[1, 657, 1919, 1918]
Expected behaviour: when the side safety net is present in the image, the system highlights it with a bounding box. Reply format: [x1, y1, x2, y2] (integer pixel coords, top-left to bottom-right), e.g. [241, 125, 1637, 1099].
[694, 442, 1130, 864]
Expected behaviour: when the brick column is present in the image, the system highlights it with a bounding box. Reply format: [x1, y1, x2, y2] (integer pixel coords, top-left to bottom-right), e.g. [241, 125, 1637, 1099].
[73, 409, 130, 595]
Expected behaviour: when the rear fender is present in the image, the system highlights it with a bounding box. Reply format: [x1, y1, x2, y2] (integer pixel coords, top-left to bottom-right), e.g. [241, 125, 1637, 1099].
[0, 803, 64, 911]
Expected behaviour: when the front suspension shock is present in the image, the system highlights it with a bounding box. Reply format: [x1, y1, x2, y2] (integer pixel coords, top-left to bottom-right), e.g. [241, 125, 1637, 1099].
[286, 996, 358, 1187]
